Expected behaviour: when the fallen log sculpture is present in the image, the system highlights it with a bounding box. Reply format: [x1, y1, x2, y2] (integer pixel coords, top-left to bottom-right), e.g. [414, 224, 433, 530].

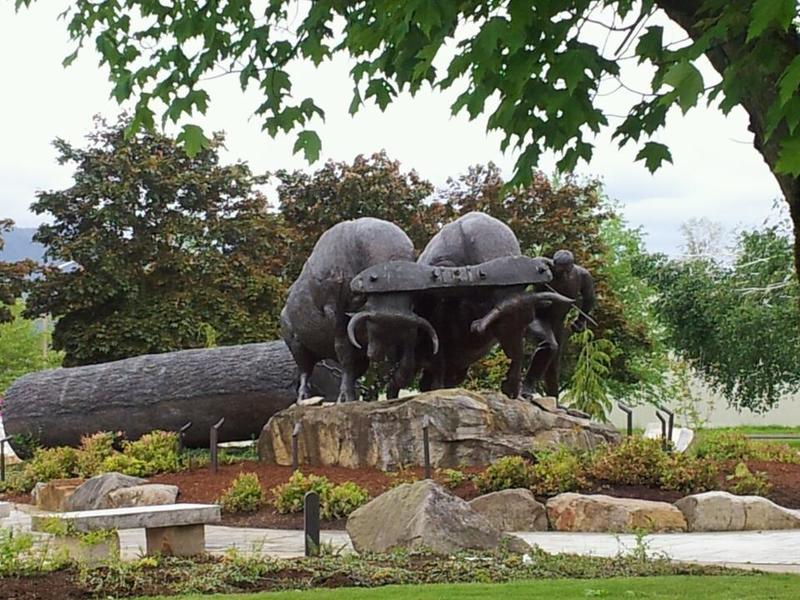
[2, 341, 340, 456]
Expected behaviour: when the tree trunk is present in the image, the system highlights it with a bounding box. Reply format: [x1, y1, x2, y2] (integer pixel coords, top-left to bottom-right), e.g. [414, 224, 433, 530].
[656, 0, 800, 280]
[2, 341, 340, 457]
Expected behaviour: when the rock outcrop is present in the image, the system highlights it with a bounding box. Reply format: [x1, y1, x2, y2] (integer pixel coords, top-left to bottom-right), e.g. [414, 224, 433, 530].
[346, 480, 530, 554]
[546, 493, 687, 533]
[65, 473, 147, 511]
[469, 489, 548, 532]
[259, 389, 619, 469]
[107, 484, 180, 509]
[675, 491, 800, 531]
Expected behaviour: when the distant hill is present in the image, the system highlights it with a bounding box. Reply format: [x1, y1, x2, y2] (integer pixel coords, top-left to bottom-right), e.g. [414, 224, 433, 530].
[0, 227, 45, 262]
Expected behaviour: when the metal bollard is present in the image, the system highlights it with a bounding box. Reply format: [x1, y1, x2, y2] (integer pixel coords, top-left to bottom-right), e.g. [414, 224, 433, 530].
[0, 437, 9, 483]
[655, 410, 668, 451]
[177, 421, 193, 454]
[304, 491, 320, 557]
[210, 418, 225, 474]
[617, 402, 633, 436]
[422, 415, 432, 479]
[292, 423, 302, 472]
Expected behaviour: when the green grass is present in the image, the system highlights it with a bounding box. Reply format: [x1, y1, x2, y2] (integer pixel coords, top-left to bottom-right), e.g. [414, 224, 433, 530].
[696, 426, 800, 450]
[139, 575, 800, 600]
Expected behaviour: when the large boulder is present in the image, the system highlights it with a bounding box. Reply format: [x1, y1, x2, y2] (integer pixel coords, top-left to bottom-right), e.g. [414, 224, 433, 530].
[107, 484, 180, 509]
[675, 491, 800, 531]
[546, 493, 687, 533]
[65, 472, 147, 511]
[347, 479, 530, 555]
[259, 389, 619, 469]
[469, 489, 548, 532]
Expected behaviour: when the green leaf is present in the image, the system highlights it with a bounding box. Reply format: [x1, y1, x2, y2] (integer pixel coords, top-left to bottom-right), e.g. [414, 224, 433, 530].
[778, 55, 800, 106]
[747, 0, 795, 42]
[775, 135, 800, 175]
[635, 141, 673, 173]
[62, 47, 80, 68]
[635, 26, 663, 63]
[293, 130, 321, 163]
[662, 62, 704, 113]
[177, 124, 210, 157]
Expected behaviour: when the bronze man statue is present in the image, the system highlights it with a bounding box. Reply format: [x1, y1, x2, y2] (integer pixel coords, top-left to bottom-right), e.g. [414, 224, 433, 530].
[522, 249, 595, 399]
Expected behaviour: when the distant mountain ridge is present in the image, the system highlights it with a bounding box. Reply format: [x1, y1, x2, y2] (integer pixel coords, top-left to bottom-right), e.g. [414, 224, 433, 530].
[0, 227, 45, 262]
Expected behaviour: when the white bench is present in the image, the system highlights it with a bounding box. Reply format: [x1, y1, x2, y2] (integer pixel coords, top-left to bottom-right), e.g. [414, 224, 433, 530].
[31, 503, 221, 557]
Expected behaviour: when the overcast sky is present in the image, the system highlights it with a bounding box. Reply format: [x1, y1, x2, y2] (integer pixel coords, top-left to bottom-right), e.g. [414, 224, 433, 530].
[0, 2, 787, 255]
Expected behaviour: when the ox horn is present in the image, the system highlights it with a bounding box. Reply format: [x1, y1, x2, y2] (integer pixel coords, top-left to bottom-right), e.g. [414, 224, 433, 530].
[347, 311, 375, 349]
[471, 290, 576, 335]
[408, 314, 440, 356]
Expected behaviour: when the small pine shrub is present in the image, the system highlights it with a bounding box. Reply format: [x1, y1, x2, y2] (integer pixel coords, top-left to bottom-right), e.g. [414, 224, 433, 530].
[530, 447, 587, 496]
[589, 437, 666, 487]
[322, 481, 370, 520]
[76, 432, 118, 477]
[725, 462, 771, 496]
[475, 456, 532, 493]
[218, 473, 265, 513]
[101, 453, 150, 477]
[659, 454, 718, 493]
[272, 471, 334, 514]
[25, 446, 79, 483]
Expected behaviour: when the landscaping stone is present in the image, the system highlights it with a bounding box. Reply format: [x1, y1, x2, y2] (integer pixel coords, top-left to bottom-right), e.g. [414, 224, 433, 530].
[675, 491, 800, 532]
[260, 389, 619, 469]
[64, 472, 147, 511]
[0, 501, 10, 519]
[107, 484, 180, 508]
[469, 489, 548, 532]
[32, 478, 84, 512]
[530, 396, 557, 412]
[347, 479, 530, 555]
[546, 493, 687, 533]
[643, 423, 695, 453]
[31, 503, 221, 533]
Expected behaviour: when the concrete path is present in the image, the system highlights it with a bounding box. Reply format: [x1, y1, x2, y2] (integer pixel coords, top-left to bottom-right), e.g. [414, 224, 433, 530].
[3, 503, 799, 572]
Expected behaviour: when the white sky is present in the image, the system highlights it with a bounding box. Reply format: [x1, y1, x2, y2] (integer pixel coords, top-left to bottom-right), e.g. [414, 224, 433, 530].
[0, 2, 786, 255]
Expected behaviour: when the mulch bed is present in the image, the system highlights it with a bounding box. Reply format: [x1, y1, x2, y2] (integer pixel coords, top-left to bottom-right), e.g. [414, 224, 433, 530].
[3, 458, 800, 530]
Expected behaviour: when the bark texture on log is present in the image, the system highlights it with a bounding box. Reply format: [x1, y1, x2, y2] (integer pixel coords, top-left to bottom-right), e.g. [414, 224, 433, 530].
[3, 341, 339, 456]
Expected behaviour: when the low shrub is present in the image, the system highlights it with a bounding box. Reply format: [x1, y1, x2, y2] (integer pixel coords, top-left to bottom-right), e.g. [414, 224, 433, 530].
[122, 431, 180, 474]
[270, 472, 369, 519]
[101, 453, 150, 477]
[218, 473, 265, 513]
[322, 481, 370, 520]
[76, 432, 118, 478]
[725, 462, 771, 496]
[589, 437, 665, 487]
[23, 446, 79, 485]
[438, 468, 467, 489]
[696, 432, 753, 461]
[475, 456, 532, 493]
[659, 454, 718, 493]
[272, 471, 334, 514]
[530, 447, 588, 496]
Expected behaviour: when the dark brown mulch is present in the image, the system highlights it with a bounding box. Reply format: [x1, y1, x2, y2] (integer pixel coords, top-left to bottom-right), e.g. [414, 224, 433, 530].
[0, 571, 85, 600]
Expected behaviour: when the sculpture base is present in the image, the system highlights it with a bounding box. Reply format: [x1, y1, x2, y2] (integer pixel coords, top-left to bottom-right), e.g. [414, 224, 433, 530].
[258, 389, 619, 470]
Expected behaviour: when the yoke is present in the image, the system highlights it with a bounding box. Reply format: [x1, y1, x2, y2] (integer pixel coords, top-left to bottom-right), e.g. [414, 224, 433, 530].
[350, 255, 553, 294]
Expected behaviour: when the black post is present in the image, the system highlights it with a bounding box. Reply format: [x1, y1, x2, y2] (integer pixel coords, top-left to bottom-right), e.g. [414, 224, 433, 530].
[177, 421, 193, 454]
[422, 415, 432, 479]
[292, 423, 301, 472]
[655, 410, 668, 451]
[304, 491, 320, 557]
[210, 417, 225, 474]
[617, 403, 633, 436]
[0, 437, 8, 483]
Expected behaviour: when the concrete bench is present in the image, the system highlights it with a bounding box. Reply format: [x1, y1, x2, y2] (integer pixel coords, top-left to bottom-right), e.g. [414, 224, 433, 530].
[31, 503, 221, 557]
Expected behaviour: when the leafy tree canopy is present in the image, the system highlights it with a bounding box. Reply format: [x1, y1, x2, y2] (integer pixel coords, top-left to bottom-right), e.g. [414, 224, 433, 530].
[645, 221, 800, 412]
[0, 301, 62, 394]
[13, 0, 800, 276]
[0, 220, 34, 323]
[25, 117, 288, 366]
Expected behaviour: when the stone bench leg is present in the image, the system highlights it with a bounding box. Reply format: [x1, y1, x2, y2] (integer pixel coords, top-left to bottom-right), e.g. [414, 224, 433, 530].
[53, 532, 120, 565]
[145, 524, 205, 556]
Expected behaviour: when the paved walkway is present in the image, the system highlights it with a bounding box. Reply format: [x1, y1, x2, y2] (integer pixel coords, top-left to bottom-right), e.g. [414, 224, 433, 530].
[3, 503, 799, 572]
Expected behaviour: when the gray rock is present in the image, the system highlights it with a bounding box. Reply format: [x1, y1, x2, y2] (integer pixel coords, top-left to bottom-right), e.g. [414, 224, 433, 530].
[31, 478, 84, 512]
[546, 493, 687, 533]
[675, 491, 800, 531]
[469, 489, 548, 532]
[346, 479, 530, 555]
[107, 484, 180, 508]
[260, 389, 619, 469]
[65, 472, 147, 511]
[0, 501, 11, 519]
